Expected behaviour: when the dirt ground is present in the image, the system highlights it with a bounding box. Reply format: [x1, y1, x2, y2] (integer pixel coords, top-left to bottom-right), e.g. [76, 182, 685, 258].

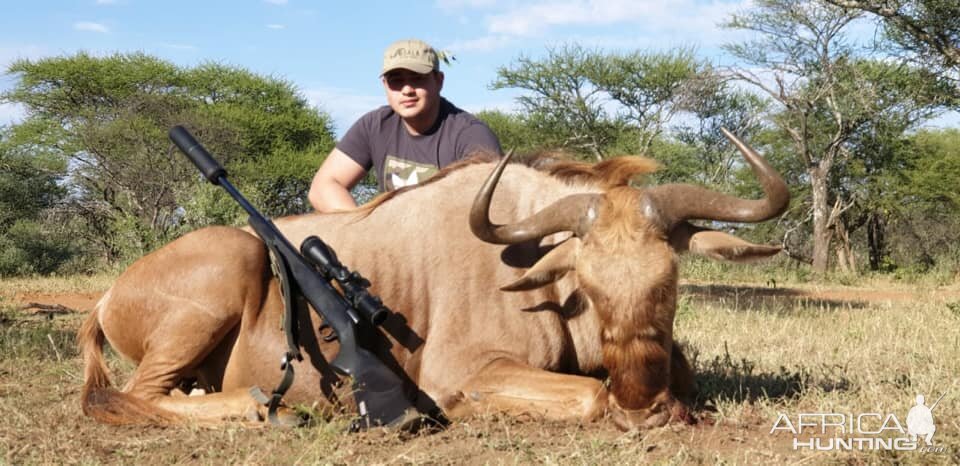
[10, 281, 960, 314]
[3, 283, 959, 464]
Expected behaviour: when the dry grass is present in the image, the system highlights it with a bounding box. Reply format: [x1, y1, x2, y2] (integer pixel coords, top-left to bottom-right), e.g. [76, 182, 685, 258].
[1, 274, 959, 465]
[0, 273, 116, 296]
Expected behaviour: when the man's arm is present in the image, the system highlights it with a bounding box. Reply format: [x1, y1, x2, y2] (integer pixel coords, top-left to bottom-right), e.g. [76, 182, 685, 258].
[308, 148, 368, 213]
[458, 121, 503, 158]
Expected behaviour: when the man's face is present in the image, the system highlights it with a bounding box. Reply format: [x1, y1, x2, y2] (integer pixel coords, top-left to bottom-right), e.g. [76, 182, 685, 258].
[382, 69, 444, 122]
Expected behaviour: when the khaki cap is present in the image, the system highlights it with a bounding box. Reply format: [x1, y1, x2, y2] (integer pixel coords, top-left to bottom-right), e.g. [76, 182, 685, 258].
[381, 39, 439, 75]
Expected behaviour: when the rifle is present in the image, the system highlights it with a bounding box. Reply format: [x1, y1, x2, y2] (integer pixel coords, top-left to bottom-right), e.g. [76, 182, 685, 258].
[169, 126, 420, 431]
[930, 392, 946, 411]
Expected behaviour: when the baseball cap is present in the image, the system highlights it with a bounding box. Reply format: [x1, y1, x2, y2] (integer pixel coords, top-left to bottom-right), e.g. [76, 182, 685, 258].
[381, 39, 439, 75]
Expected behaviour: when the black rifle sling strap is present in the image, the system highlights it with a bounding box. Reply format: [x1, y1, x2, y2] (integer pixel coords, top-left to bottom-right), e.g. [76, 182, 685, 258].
[264, 240, 303, 425]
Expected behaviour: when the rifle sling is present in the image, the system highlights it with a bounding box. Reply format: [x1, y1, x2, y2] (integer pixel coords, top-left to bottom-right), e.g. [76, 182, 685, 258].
[265, 243, 303, 425]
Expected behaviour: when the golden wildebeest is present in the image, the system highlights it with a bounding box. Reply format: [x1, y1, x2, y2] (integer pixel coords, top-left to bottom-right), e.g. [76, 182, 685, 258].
[79, 129, 788, 429]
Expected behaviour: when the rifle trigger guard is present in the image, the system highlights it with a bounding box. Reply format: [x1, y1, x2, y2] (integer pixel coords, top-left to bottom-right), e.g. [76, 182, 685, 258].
[319, 322, 338, 342]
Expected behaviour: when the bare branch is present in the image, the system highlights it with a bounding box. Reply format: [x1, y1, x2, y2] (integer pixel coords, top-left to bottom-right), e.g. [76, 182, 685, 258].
[18, 302, 81, 315]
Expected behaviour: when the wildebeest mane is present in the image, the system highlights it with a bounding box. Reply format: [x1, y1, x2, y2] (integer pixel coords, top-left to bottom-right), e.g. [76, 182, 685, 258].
[357, 150, 659, 215]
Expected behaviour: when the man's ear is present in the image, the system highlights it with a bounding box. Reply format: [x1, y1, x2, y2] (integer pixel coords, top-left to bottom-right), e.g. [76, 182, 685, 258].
[435, 71, 444, 91]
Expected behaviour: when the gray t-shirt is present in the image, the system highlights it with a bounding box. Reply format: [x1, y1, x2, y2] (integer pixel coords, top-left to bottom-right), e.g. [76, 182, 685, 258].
[337, 98, 501, 191]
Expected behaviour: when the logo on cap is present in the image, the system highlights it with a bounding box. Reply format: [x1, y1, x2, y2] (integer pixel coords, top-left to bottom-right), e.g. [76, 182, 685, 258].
[382, 39, 439, 75]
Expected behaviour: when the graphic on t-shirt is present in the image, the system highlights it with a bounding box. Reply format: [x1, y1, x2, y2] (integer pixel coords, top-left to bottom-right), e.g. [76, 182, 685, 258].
[391, 171, 419, 189]
[383, 155, 439, 191]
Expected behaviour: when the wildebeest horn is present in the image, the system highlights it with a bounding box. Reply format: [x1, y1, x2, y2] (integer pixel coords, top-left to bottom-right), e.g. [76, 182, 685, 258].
[642, 127, 789, 231]
[470, 150, 601, 245]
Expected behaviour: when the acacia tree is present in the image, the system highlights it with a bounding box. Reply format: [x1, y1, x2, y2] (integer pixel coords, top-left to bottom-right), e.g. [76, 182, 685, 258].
[723, 0, 946, 273]
[0, 123, 72, 275]
[474, 109, 550, 155]
[592, 48, 707, 154]
[3, 52, 335, 266]
[672, 75, 770, 187]
[491, 45, 619, 159]
[491, 45, 703, 159]
[825, 0, 960, 88]
[829, 59, 946, 272]
[895, 129, 960, 270]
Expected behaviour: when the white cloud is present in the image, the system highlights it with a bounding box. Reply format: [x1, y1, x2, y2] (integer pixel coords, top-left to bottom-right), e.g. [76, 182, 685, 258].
[0, 45, 47, 69]
[922, 111, 960, 130]
[487, 2, 593, 36]
[0, 45, 47, 123]
[74, 21, 109, 33]
[266, 24, 286, 30]
[444, 35, 514, 53]
[264, 0, 288, 5]
[442, 0, 753, 52]
[0, 102, 25, 126]
[486, 0, 743, 37]
[303, 87, 384, 137]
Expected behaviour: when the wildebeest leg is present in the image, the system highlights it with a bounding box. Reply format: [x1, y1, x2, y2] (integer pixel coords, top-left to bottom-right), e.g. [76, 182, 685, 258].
[114, 301, 271, 423]
[150, 389, 275, 422]
[116, 306, 301, 425]
[91, 226, 295, 425]
[437, 358, 609, 423]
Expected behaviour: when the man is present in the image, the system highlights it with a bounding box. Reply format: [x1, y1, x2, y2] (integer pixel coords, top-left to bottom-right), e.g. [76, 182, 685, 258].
[308, 39, 502, 212]
[907, 394, 937, 446]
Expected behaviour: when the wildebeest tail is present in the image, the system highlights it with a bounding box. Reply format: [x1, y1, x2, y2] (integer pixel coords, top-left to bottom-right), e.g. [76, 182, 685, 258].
[78, 292, 179, 425]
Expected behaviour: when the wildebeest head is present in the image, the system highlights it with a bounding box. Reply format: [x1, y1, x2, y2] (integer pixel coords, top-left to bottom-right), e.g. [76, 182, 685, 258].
[470, 128, 788, 289]
[469, 128, 789, 421]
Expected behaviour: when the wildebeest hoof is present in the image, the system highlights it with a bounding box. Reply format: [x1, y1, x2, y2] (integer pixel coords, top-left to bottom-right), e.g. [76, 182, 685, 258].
[385, 407, 430, 434]
[436, 391, 471, 418]
[275, 407, 307, 427]
[610, 405, 668, 431]
[245, 387, 306, 427]
[608, 395, 693, 431]
[244, 405, 305, 427]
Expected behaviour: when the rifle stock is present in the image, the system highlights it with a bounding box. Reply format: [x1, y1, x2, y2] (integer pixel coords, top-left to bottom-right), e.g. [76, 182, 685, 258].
[170, 126, 419, 430]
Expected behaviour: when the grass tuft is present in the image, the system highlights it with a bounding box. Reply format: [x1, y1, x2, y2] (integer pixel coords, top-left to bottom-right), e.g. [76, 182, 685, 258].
[0, 308, 80, 361]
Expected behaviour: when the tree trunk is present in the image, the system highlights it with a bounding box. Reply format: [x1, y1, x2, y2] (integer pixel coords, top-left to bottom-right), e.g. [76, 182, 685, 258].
[835, 220, 857, 275]
[867, 212, 888, 271]
[810, 168, 832, 273]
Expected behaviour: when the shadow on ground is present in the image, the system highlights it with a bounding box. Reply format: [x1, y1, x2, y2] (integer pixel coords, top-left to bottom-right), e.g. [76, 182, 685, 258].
[686, 346, 853, 408]
[680, 284, 870, 312]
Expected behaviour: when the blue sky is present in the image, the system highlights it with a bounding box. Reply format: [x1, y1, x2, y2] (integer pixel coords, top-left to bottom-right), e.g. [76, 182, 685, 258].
[1, 0, 956, 137]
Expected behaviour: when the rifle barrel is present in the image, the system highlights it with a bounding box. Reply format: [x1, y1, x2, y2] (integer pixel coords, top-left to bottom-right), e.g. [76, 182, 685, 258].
[931, 392, 946, 411]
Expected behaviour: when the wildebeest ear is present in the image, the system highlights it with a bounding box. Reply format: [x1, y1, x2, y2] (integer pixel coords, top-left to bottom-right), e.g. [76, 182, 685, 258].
[501, 238, 581, 291]
[669, 222, 781, 262]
